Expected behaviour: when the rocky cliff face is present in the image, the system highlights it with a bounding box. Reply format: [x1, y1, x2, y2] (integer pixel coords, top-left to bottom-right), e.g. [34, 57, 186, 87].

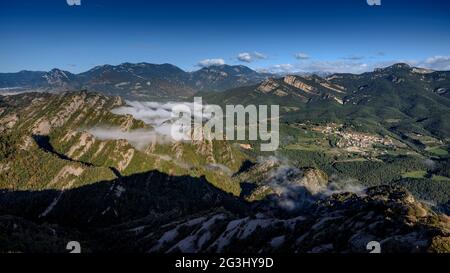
[1, 183, 447, 253]
[145, 185, 449, 253]
[283, 75, 317, 94]
[0, 91, 245, 195]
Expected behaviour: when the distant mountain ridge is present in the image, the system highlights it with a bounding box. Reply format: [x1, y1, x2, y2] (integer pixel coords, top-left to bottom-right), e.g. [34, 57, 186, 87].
[202, 63, 450, 140]
[0, 63, 270, 99]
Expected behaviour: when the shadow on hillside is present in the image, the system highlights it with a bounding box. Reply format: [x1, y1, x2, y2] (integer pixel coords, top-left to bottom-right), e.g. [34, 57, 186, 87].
[32, 134, 122, 177]
[234, 159, 256, 175]
[0, 169, 249, 230]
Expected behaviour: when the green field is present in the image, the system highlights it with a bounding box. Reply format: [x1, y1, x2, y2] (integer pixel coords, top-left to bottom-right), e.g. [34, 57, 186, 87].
[402, 171, 450, 182]
[432, 175, 450, 182]
[426, 146, 449, 156]
[402, 170, 428, 179]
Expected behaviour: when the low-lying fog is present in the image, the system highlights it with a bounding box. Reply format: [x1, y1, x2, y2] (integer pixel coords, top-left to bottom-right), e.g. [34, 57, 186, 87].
[88, 100, 207, 148]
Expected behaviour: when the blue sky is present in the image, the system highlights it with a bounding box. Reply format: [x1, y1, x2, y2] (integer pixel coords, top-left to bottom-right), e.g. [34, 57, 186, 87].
[1, 0, 449, 73]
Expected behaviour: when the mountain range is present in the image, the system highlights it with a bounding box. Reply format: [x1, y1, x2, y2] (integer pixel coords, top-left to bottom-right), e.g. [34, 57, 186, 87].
[0, 63, 270, 100]
[202, 63, 450, 141]
[0, 63, 450, 253]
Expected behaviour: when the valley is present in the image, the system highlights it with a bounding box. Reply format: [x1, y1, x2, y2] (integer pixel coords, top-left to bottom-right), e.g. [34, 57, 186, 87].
[0, 63, 449, 253]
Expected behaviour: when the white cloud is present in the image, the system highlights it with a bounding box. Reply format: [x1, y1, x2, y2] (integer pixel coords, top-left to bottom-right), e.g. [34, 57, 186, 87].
[198, 58, 225, 67]
[294, 52, 310, 60]
[257, 54, 450, 75]
[237, 53, 252, 63]
[253, 52, 267, 59]
[259, 61, 370, 74]
[301, 61, 370, 74]
[257, 64, 297, 74]
[88, 127, 172, 149]
[422, 55, 450, 71]
[88, 100, 209, 149]
[237, 52, 267, 63]
[259, 60, 394, 74]
[260, 61, 369, 74]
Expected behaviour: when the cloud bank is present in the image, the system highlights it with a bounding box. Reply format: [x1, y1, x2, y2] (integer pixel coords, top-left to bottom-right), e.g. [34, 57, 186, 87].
[88, 100, 210, 149]
[237, 52, 267, 63]
[198, 58, 225, 67]
[423, 55, 450, 71]
[254, 54, 450, 75]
